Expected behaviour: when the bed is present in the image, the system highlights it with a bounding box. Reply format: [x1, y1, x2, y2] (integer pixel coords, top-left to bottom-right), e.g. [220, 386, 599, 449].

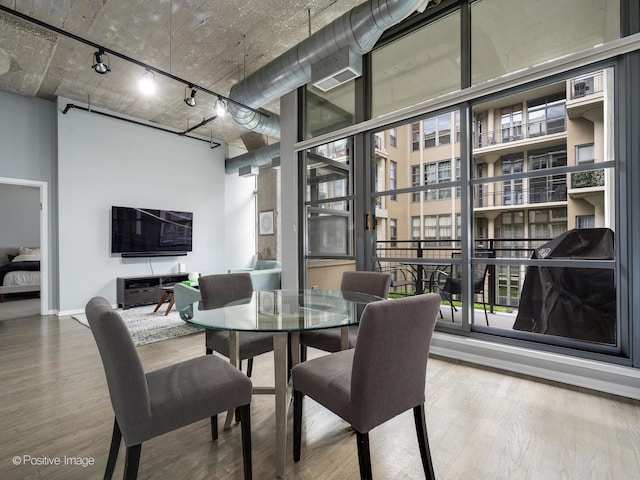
[0, 247, 41, 302]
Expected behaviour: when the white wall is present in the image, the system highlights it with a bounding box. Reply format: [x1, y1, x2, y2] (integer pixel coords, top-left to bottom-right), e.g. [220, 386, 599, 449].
[224, 145, 257, 270]
[56, 98, 232, 313]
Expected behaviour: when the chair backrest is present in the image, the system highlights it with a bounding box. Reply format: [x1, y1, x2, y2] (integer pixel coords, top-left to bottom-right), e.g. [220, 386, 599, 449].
[340, 271, 392, 299]
[254, 260, 281, 270]
[349, 293, 441, 433]
[199, 272, 253, 301]
[85, 297, 151, 443]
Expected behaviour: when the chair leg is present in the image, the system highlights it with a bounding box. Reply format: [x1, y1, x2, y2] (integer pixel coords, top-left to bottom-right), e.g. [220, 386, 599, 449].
[206, 347, 213, 355]
[300, 345, 307, 363]
[413, 405, 436, 480]
[482, 292, 489, 326]
[355, 431, 373, 480]
[246, 358, 254, 377]
[237, 404, 253, 480]
[123, 444, 141, 480]
[211, 414, 218, 441]
[104, 418, 121, 480]
[293, 390, 303, 462]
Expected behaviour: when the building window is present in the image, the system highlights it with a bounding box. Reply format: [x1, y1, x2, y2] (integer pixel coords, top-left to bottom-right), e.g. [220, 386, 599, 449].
[529, 208, 567, 238]
[500, 104, 523, 142]
[424, 214, 453, 244]
[528, 148, 567, 203]
[411, 217, 421, 244]
[389, 161, 397, 201]
[576, 143, 595, 164]
[412, 123, 420, 151]
[423, 112, 457, 148]
[411, 165, 421, 202]
[576, 215, 595, 229]
[527, 95, 566, 137]
[390, 219, 398, 247]
[501, 154, 524, 206]
[389, 128, 397, 147]
[425, 160, 452, 200]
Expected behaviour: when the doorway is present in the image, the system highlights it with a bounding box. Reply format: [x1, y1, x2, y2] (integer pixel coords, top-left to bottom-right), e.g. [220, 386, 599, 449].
[0, 177, 48, 316]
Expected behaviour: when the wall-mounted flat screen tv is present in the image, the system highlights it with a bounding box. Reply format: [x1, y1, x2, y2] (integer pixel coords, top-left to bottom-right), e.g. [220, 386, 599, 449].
[111, 206, 193, 257]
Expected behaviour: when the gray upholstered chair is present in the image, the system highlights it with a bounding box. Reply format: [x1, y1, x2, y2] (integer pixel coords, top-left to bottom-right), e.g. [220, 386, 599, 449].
[85, 297, 253, 480]
[199, 273, 274, 377]
[292, 293, 441, 480]
[299, 271, 391, 361]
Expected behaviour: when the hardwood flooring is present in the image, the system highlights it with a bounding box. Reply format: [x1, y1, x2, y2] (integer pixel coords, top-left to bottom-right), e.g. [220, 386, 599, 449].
[1, 301, 639, 479]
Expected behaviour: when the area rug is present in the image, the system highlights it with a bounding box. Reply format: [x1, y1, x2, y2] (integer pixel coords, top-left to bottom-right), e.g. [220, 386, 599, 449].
[72, 304, 204, 346]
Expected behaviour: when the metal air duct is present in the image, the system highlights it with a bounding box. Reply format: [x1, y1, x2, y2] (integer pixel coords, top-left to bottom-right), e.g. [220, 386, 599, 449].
[227, 0, 427, 143]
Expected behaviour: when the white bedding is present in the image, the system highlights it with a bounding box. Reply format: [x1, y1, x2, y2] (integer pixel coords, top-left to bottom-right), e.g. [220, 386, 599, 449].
[3, 270, 40, 286]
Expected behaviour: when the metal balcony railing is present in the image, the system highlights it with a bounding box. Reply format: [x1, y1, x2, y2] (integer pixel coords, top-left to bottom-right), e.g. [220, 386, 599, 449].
[474, 118, 566, 148]
[569, 72, 604, 100]
[376, 237, 553, 312]
[473, 184, 567, 208]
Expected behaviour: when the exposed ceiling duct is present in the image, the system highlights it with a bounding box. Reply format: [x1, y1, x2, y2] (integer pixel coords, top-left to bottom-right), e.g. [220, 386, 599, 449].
[226, 0, 428, 173]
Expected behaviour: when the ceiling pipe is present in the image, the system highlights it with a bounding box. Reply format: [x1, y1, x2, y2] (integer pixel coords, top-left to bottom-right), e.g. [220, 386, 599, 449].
[226, 0, 427, 173]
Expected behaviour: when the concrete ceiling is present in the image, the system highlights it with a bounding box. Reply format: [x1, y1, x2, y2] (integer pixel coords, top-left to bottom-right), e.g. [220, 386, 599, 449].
[0, 0, 365, 150]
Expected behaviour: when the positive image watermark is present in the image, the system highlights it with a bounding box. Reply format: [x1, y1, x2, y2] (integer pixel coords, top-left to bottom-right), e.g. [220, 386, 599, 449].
[12, 454, 95, 468]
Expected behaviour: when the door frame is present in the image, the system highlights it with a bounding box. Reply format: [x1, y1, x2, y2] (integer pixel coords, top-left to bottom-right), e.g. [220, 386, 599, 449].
[0, 176, 48, 315]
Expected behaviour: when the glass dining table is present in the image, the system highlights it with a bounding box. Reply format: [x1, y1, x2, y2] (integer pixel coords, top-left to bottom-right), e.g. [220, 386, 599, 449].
[178, 289, 383, 478]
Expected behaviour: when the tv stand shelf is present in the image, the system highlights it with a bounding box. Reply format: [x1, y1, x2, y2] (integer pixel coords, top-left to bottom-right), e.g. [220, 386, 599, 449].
[117, 273, 189, 309]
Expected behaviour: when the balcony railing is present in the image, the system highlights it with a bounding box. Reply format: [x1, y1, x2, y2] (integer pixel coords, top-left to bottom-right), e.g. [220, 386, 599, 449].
[571, 169, 605, 189]
[376, 238, 552, 310]
[569, 72, 604, 100]
[474, 184, 567, 208]
[475, 118, 566, 148]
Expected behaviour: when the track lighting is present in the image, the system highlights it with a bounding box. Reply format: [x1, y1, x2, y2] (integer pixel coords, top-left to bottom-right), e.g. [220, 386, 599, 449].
[92, 50, 110, 74]
[215, 97, 227, 117]
[139, 69, 156, 95]
[184, 86, 197, 107]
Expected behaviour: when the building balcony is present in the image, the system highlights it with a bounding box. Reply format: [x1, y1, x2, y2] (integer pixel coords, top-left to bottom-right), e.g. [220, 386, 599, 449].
[474, 184, 567, 211]
[474, 119, 567, 155]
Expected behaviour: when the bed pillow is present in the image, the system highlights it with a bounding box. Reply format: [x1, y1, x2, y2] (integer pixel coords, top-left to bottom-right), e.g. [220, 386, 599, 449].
[12, 253, 40, 262]
[18, 247, 40, 256]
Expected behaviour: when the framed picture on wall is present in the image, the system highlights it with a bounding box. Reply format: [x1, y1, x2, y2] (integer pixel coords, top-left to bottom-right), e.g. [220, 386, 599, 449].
[259, 210, 274, 235]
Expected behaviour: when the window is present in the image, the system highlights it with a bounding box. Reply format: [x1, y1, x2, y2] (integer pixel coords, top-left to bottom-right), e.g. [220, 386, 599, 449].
[576, 215, 595, 229]
[425, 160, 452, 200]
[412, 123, 420, 151]
[500, 104, 523, 142]
[423, 112, 457, 148]
[529, 208, 567, 238]
[389, 128, 397, 147]
[527, 96, 566, 137]
[390, 219, 398, 247]
[576, 144, 595, 164]
[411, 217, 421, 242]
[411, 165, 421, 202]
[529, 148, 567, 203]
[424, 215, 453, 244]
[390, 161, 397, 200]
[501, 154, 524, 206]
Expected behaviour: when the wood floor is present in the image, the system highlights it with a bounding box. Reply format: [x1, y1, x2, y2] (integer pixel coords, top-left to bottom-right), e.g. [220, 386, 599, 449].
[1, 298, 639, 480]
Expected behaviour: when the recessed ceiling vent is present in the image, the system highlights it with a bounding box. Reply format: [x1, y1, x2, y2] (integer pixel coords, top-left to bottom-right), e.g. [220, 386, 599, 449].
[311, 48, 362, 92]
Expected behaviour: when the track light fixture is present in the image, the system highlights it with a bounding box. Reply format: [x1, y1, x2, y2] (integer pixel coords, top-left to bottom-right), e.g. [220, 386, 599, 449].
[139, 69, 156, 95]
[1, 6, 269, 119]
[184, 86, 197, 107]
[92, 49, 110, 74]
[215, 96, 227, 117]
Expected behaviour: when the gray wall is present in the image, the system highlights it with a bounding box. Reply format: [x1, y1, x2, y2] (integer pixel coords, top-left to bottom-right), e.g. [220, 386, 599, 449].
[0, 184, 40, 247]
[0, 90, 57, 311]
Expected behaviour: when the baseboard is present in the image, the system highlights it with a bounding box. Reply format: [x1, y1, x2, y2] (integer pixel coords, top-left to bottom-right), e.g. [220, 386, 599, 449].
[430, 332, 640, 400]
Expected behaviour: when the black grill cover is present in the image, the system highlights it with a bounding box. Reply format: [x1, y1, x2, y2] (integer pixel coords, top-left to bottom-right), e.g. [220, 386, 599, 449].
[513, 228, 615, 344]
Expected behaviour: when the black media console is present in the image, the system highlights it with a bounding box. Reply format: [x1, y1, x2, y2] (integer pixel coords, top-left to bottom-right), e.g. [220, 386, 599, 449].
[116, 273, 189, 309]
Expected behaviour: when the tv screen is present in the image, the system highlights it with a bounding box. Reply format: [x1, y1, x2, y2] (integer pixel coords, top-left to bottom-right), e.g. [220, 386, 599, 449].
[111, 206, 193, 256]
